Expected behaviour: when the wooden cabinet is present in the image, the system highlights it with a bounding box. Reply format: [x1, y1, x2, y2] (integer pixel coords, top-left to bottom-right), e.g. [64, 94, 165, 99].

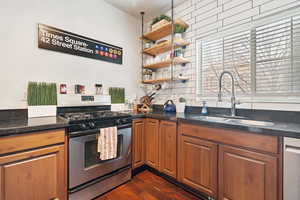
[219, 145, 278, 200]
[159, 121, 177, 178]
[135, 119, 178, 178]
[0, 129, 67, 200]
[145, 118, 160, 169]
[178, 123, 281, 200]
[178, 134, 218, 198]
[132, 119, 145, 169]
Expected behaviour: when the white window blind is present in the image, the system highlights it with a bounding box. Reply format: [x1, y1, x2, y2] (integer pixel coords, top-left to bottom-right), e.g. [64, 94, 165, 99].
[198, 14, 300, 97]
[201, 39, 223, 96]
[200, 31, 251, 97]
[255, 18, 293, 94]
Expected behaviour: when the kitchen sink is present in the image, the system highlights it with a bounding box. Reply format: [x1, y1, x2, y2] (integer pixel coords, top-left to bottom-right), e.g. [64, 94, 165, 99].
[189, 116, 231, 123]
[215, 114, 248, 119]
[231, 119, 274, 127]
[189, 115, 274, 127]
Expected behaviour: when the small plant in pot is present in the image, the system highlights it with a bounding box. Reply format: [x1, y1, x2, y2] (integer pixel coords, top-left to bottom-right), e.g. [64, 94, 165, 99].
[174, 24, 187, 41]
[177, 97, 186, 113]
[27, 82, 57, 118]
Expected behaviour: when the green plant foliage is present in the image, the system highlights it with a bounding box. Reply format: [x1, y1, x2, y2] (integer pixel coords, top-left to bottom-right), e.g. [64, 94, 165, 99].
[27, 82, 57, 106]
[151, 14, 171, 26]
[174, 24, 187, 33]
[109, 87, 125, 104]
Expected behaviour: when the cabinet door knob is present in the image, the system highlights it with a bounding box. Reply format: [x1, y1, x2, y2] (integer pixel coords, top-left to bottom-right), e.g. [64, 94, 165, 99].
[52, 198, 59, 200]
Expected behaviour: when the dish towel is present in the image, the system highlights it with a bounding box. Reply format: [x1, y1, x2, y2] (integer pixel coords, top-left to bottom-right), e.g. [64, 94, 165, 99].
[97, 126, 118, 160]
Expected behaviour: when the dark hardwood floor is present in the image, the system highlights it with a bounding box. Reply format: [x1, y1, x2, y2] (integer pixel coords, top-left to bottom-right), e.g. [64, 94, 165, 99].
[96, 170, 202, 200]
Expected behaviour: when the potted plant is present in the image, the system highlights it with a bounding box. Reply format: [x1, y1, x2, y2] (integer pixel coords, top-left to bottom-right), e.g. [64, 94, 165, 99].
[174, 24, 187, 40]
[177, 97, 186, 113]
[151, 14, 171, 31]
[27, 82, 57, 118]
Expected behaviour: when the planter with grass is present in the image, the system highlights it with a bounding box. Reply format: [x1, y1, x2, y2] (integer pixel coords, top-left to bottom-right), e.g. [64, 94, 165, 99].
[109, 87, 126, 111]
[27, 82, 58, 118]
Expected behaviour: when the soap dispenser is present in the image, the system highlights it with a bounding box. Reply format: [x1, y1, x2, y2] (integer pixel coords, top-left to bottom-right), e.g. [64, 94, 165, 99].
[201, 101, 208, 115]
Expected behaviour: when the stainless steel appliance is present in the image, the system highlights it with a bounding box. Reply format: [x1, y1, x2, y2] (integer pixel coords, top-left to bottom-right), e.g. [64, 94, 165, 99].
[59, 107, 132, 200]
[284, 137, 300, 200]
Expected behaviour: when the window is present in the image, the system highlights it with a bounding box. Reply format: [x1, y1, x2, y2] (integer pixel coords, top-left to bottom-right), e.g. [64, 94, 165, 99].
[198, 14, 300, 98]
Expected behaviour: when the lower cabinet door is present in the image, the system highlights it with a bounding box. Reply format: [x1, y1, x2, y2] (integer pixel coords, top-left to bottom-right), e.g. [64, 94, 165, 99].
[219, 145, 278, 200]
[0, 145, 66, 200]
[178, 135, 218, 198]
[132, 119, 145, 169]
[145, 118, 160, 169]
[159, 121, 177, 178]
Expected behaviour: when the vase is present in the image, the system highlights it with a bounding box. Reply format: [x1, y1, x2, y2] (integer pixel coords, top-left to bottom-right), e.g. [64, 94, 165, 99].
[177, 102, 186, 113]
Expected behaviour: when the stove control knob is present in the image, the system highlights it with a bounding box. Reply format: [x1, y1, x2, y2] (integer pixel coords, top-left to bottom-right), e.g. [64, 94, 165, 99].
[116, 119, 121, 125]
[80, 123, 87, 129]
[89, 122, 96, 128]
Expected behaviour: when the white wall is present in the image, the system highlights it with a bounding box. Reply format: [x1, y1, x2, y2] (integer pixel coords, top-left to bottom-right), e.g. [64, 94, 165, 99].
[0, 0, 142, 109]
[149, 0, 300, 111]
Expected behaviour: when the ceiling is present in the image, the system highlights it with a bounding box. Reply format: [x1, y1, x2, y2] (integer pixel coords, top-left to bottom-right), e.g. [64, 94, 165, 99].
[103, 0, 187, 21]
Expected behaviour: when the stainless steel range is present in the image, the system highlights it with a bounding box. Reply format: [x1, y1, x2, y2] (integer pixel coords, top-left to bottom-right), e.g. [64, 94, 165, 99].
[59, 106, 132, 200]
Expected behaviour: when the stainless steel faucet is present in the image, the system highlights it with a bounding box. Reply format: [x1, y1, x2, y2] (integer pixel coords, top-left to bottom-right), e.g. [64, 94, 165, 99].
[218, 71, 238, 117]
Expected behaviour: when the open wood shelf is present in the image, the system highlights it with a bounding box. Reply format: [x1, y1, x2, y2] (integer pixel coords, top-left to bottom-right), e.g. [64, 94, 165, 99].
[142, 78, 171, 84]
[142, 77, 189, 84]
[143, 39, 190, 56]
[143, 57, 191, 69]
[143, 19, 189, 41]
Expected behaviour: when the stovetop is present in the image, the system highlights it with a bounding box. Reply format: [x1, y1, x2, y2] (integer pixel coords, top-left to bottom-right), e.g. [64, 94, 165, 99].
[60, 111, 131, 122]
[60, 110, 132, 134]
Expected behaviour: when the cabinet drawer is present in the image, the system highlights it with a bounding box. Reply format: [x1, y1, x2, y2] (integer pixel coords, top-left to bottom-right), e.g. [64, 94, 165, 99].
[179, 123, 278, 154]
[0, 129, 65, 155]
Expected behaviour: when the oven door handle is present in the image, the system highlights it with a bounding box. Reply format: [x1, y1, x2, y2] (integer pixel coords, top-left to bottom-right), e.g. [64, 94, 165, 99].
[69, 123, 131, 138]
[118, 124, 132, 130]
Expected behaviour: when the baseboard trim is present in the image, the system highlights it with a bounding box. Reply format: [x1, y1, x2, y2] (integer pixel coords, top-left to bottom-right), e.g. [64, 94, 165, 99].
[132, 165, 148, 176]
[133, 165, 209, 200]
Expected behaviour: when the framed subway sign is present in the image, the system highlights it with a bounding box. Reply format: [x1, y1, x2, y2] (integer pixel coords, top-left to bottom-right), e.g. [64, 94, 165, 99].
[38, 24, 123, 65]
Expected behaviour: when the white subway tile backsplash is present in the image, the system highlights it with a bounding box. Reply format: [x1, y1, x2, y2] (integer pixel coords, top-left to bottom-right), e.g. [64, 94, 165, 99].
[219, 18, 251, 32]
[194, 19, 223, 34]
[193, 1, 218, 16]
[196, 6, 223, 22]
[252, 103, 300, 111]
[260, 0, 299, 13]
[174, 0, 192, 13]
[218, 0, 232, 6]
[196, 0, 217, 10]
[223, 7, 259, 25]
[223, 0, 251, 11]
[253, 0, 273, 7]
[219, 1, 252, 19]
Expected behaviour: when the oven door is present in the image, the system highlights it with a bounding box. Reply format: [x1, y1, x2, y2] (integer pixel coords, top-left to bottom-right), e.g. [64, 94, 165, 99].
[69, 124, 132, 189]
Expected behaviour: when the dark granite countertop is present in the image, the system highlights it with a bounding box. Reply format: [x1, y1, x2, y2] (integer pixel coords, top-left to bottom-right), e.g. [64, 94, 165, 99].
[0, 116, 69, 137]
[123, 111, 300, 139]
[2, 109, 300, 139]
